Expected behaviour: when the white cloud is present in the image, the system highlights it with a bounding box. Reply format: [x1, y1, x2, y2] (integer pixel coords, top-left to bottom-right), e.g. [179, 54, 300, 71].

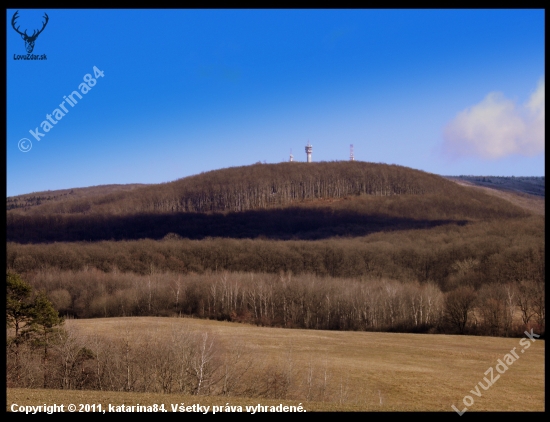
[442, 78, 544, 159]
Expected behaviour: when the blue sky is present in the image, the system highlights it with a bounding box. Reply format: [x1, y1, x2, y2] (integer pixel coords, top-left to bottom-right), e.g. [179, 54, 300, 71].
[7, 9, 545, 196]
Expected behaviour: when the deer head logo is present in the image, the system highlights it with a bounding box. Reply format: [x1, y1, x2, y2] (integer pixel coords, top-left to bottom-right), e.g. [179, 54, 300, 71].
[11, 10, 49, 54]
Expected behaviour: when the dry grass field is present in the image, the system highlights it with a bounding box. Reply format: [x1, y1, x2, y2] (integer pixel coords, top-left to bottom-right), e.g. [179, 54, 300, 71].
[7, 317, 545, 412]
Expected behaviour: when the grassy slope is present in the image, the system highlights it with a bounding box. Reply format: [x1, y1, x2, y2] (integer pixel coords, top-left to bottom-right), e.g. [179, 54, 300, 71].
[446, 176, 545, 197]
[8, 317, 544, 412]
[448, 178, 545, 216]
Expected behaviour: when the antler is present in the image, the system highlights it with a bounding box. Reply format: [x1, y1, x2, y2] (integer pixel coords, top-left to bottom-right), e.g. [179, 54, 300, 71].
[11, 10, 26, 37]
[29, 13, 49, 40]
[11, 11, 49, 40]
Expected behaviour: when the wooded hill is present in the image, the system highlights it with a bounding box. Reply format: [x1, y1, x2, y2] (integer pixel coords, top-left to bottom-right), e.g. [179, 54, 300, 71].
[7, 161, 524, 215]
[6, 161, 545, 337]
[6, 162, 530, 243]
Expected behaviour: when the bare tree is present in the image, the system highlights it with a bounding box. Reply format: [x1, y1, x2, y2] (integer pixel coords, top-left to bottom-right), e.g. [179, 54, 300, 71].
[516, 280, 537, 326]
[219, 340, 254, 396]
[532, 279, 545, 332]
[189, 332, 221, 395]
[444, 286, 476, 334]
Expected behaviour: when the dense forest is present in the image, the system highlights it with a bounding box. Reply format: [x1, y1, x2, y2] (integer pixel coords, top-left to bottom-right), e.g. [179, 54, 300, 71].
[6, 163, 531, 243]
[6, 216, 543, 284]
[6, 161, 545, 340]
[8, 162, 505, 216]
[13, 268, 545, 336]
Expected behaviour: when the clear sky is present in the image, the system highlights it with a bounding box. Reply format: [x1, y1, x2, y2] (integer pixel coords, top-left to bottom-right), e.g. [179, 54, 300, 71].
[7, 9, 545, 197]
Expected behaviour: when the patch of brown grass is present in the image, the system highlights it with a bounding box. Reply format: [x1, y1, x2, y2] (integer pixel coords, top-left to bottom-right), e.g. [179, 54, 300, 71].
[8, 317, 544, 412]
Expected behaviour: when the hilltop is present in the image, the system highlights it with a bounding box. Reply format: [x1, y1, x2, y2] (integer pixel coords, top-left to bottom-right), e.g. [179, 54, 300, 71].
[6, 161, 531, 243]
[8, 161, 459, 215]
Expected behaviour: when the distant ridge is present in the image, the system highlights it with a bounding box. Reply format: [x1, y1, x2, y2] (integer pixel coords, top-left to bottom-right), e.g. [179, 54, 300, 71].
[6, 184, 148, 212]
[8, 161, 479, 215]
[444, 175, 545, 197]
[7, 161, 532, 243]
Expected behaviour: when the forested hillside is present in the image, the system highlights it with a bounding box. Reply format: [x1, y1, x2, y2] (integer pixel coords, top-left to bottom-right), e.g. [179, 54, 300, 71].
[6, 184, 147, 212]
[8, 162, 495, 216]
[6, 161, 545, 338]
[6, 162, 530, 243]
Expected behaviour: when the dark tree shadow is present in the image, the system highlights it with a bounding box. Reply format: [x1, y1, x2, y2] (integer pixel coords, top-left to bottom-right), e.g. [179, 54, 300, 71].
[7, 207, 468, 243]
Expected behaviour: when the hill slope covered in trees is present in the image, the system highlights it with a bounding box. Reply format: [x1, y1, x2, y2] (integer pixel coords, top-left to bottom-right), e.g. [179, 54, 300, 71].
[6, 161, 544, 337]
[6, 161, 526, 215]
[6, 162, 530, 243]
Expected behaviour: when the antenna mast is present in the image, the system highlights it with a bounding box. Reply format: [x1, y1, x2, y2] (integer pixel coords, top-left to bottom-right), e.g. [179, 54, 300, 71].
[350, 144, 354, 161]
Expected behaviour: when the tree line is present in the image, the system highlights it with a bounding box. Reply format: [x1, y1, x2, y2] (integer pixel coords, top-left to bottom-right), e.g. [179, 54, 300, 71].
[7, 274, 364, 403]
[17, 270, 545, 337]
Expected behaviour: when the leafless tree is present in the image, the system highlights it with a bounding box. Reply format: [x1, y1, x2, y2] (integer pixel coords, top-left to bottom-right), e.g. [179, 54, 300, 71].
[444, 286, 477, 334]
[189, 332, 221, 395]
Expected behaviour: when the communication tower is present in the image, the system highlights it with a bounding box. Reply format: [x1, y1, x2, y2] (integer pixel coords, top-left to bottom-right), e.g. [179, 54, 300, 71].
[350, 144, 355, 161]
[289, 148, 294, 162]
[305, 141, 312, 163]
